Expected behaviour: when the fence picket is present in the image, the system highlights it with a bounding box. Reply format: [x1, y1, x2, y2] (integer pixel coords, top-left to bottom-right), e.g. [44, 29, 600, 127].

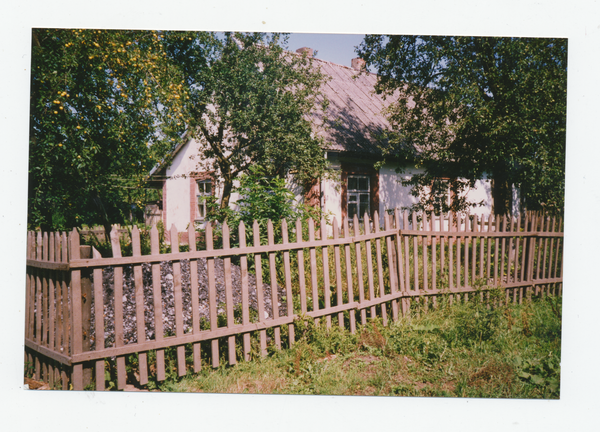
[69, 229, 84, 390]
[150, 226, 166, 381]
[373, 212, 387, 325]
[92, 246, 105, 390]
[354, 215, 367, 325]
[24, 209, 564, 391]
[110, 227, 127, 390]
[321, 217, 332, 328]
[385, 212, 399, 320]
[295, 219, 307, 315]
[308, 219, 319, 322]
[282, 220, 295, 345]
[344, 218, 357, 333]
[332, 218, 345, 328]
[253, 221, 267, 357]
[206, 222, 220, 366]
[222, 222, 237, 364]
[239, 222, 252, 360]
[188, 225, 202, 372]
[131, 227, 148, 386]
[267, 220, 281, 349]
[364, 212, 377, 320]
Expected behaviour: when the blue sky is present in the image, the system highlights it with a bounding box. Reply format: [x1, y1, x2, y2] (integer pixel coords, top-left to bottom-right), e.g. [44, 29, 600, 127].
[284, 33, 366, 68]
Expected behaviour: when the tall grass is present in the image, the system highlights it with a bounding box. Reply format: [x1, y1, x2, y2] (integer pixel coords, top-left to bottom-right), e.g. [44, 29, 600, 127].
[144, 294, 562, 398]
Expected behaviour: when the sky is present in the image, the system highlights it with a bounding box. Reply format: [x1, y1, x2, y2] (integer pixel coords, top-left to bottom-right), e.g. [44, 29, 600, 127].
[3, 1, 600, 431]
[284, 33, 366, 68]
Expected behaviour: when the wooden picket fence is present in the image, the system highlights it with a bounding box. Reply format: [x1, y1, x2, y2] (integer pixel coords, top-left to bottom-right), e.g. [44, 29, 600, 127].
[24, 209, 563, 391]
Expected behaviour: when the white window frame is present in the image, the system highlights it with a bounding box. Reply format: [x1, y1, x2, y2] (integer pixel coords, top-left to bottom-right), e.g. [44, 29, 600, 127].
[347, 175, 370, 221]
[196, 179, 212, 221]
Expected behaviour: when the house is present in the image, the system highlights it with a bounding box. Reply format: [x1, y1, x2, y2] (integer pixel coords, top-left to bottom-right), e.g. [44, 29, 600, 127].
[148, 48, 498, 233]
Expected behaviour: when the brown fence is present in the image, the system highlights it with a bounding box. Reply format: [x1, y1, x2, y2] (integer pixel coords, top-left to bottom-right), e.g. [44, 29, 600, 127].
[24, 209, 563, 391]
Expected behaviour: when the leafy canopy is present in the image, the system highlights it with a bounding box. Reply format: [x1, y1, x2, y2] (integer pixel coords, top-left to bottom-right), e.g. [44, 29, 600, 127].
[357, 35, 567, 215]
[160, 32, 331, 209]
[29, 29, 187, 232]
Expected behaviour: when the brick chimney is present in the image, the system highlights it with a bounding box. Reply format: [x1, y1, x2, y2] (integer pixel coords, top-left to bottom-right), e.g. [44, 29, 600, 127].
[296, 47, 314, 57]
[351, 57, 366, 71]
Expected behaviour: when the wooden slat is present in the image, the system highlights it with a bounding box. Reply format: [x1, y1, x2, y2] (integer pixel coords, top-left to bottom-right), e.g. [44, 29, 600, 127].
[131, 227, 148, 386]
[422, 213, 428, 296]
[60, 233, 70, 356]
[48, 233, 55, 351]
[42, 233, 49, 347]
[354, 215, 367, 324]
[69, 230, 84, 390]
[402, 211, 411, 314]
[364, 212, 376, 320]
[547, 217, 556, 280]
[332, 218, 345, 329]
[206, 222, 220, 367]
[239, 222, 251, 360]
[500, 215, 507, 290]
[448, 213, 454, 293]
[281, 220, 295, 346]
[320, 218, 332, 328]
[253, 221, 267, 357]
[373, 212, 387, 325]
[456, 213, 462, 293]
[150, 226, 165, 381]
[479, 215, 486, 283]
[53, 233, 63, 353]
[267, 220, 281, 348]
[296, 219, 307, 315]
[110, 227, 127, 390]
[431, 215, 437, 294]
[188, 225, 202, 372]
[308, 219, 319, 320]
[542, 216, 550, 281]
[493, 215, 501, 285]
[412, 212, 419, 295]
[92, 246, 105, 391]
[385, 212, 399, 320]
[554, 217, 563, 279]
[222, 223, 238, 364]
[343, 218, 356, 333]
[35, 232, 43, 348]
[471, 215, 478, 289]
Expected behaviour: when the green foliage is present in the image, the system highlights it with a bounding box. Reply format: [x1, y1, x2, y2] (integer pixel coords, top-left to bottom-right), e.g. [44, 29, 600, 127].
[29, 29, 188, 233]
[357, 35, 567, 215]
[160, 31, 332, 210]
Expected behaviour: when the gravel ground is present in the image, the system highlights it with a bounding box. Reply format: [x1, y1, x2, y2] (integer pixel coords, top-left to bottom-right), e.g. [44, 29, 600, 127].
[89, 258, 287, 349]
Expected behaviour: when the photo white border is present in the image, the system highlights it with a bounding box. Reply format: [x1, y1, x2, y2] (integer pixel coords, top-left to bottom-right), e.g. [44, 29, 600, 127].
[2, 1, 599, 431]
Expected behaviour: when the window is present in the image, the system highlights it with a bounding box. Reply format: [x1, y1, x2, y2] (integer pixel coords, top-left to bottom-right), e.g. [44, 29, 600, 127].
[347, 175, 370, 220]
[196, 179, 212, 220]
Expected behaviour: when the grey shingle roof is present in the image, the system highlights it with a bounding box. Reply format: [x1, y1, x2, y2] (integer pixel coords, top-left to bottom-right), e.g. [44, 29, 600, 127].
[308, 57, 398, 155]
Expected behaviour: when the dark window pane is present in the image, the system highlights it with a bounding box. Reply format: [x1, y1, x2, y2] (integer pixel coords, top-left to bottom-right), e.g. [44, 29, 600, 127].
[359, 177, 369, 191]
[348, 203, 357, 219]
[348, 177, 357, 190]
[359, 203, 369, 218]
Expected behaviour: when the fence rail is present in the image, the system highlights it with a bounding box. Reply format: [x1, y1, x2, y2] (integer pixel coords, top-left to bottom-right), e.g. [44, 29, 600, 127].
[24, 209, 563, 390]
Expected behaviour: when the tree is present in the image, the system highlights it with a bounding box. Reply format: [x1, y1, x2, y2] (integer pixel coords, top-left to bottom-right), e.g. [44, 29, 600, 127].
[357, 35, 567, 215]
[29, 29, 187, 235]
[160, 32, 331, 210]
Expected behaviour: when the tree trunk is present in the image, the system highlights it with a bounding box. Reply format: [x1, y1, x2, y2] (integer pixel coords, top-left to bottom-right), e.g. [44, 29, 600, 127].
[491, 168, 512, 216]
[220, 177, 234, 211]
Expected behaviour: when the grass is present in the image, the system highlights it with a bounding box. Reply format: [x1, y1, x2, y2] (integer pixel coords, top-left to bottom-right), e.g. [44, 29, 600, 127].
[148, 293, 562, 399]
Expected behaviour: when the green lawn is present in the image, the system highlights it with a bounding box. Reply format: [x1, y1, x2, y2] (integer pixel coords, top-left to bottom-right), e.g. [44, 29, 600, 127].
[150, 293, 562, 399]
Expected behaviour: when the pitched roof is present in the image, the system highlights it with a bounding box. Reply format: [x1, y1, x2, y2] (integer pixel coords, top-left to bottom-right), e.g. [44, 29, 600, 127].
[150, 51, 398, 179]
[307, 56, 398, 155]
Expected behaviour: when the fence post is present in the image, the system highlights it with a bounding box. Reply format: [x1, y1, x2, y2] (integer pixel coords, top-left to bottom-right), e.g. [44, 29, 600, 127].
[79, 245, 93, 389]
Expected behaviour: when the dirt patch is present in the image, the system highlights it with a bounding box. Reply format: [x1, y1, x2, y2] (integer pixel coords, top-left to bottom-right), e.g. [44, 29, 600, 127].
[468, 361, 515, 388]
